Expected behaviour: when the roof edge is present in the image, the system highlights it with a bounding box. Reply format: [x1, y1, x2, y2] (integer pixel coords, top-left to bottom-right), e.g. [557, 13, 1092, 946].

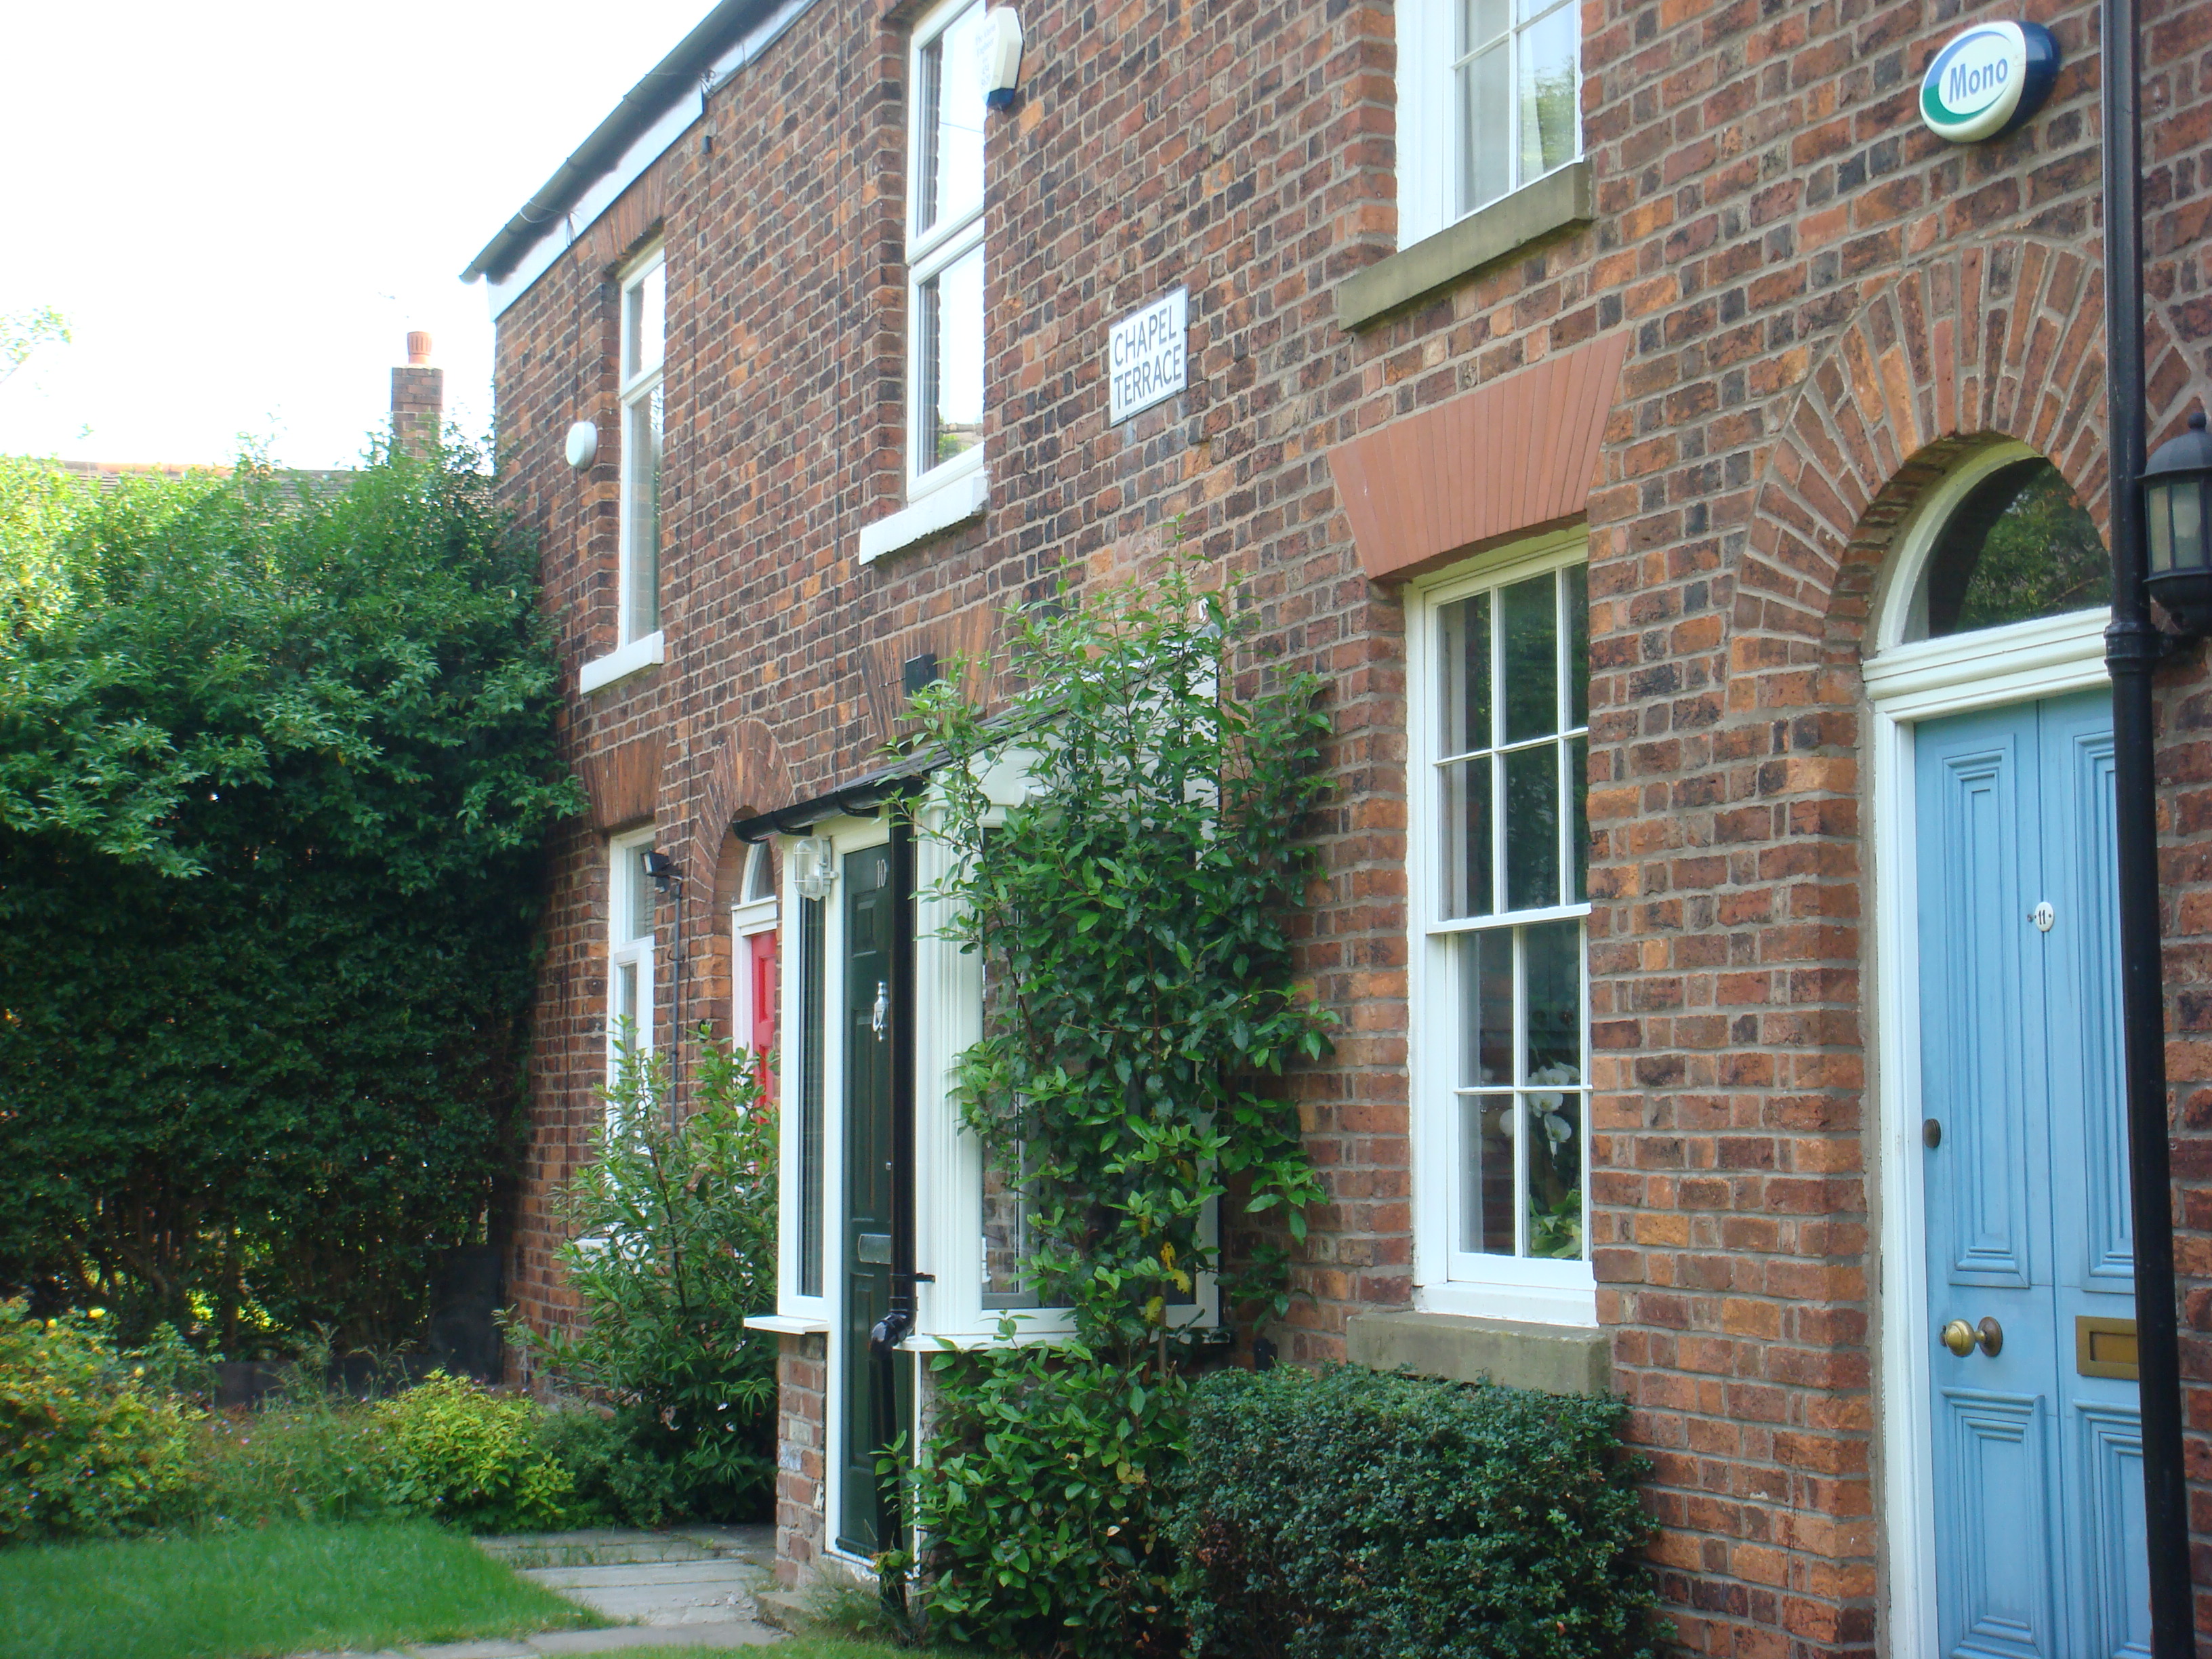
[461, 0, 784, 285]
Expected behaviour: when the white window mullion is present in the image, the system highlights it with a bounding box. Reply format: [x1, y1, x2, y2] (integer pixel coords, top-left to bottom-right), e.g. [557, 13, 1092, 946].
[1511, 926, 1529, 1259]
[1489, 590, 1507, 916]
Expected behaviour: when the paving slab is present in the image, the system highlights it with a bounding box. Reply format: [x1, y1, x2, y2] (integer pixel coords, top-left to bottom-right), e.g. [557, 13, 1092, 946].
[665, 1524, 775, 1565]
[525, 1561, 759, 1591]
[478, 1535, 718, 1569]
[517, 1624, 781, 1651]
[388, 1528, 787, 1652]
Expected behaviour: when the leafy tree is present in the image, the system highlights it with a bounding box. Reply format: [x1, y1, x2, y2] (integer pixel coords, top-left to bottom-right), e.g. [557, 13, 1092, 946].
[0, 308, 69, 394]
[0, 445, 580, 1349]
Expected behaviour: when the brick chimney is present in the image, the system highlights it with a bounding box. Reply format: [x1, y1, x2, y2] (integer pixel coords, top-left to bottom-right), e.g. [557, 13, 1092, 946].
[391, 331, 443, 454]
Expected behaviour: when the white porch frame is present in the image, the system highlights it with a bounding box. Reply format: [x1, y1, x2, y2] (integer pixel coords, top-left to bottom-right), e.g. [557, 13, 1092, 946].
[1862, 440, 2110, 1654]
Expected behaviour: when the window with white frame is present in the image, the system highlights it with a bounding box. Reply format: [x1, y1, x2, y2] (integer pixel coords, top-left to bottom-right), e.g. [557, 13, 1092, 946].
[906, 0, 988, 494]
[1398, 0, 1581, 247]
[1410, 539, 1591, 1319]
[618, 247, 665, 644]
[608, 827, 658, 1090]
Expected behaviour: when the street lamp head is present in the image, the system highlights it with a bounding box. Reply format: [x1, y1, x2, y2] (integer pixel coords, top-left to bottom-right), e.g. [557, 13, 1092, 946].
[2144, 409, 2212, 637]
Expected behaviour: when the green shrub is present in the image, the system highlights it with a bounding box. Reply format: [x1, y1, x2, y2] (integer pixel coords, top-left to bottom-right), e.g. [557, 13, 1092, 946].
[1172, 1366, 1665, 1659]
[531, 1405, 684, 1529]
[0, 1299, 197, 1543]
[909, 1329, 1187, 1658]
[514, 1038, 777, 1523]
[373, 1372, 576, 1533]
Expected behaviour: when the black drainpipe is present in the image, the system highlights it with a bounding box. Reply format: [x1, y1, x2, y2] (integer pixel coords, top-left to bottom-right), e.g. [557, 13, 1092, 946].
[2102, 0, 2193, 1648]
[668, 874, 684, 1132]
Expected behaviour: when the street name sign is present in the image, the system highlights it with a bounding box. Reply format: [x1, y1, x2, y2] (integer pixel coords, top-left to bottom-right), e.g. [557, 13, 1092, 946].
[1107, 289, 1188, 425]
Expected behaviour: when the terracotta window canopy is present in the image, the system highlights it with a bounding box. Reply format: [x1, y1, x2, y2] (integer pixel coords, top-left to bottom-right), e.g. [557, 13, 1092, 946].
[1328, 331, 1626, 583]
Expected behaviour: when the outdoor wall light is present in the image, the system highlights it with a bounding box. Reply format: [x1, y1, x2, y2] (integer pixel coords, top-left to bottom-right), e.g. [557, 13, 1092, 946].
[2144, 409, 2212, 638]
[565, 419, 598, 470]
[792, 835, 838, 901]
[642, 848, 679, 895]
[983, 7, 1025, 110]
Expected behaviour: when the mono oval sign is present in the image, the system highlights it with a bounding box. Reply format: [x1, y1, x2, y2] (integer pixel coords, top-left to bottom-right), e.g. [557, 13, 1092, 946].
[1920, 20, 2060, 144]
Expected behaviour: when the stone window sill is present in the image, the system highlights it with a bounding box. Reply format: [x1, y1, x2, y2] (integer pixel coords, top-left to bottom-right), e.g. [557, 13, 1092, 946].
[857, 465, 989, 565]
[1336, 161, 1595, 332]
[1344, 1308, 1610, 1395]
[579, 630, 664, 695]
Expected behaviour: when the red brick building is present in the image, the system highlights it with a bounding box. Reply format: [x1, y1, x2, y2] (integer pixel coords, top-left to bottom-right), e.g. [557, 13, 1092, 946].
[466, 0, 2212, 1650]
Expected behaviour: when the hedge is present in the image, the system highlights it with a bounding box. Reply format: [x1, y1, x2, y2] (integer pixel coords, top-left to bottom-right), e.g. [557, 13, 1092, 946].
[1173, 1364, 1666, 1659]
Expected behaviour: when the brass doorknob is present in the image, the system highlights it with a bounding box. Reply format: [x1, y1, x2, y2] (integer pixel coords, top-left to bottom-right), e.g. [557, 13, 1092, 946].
[1941, 1317, 2003, 1357]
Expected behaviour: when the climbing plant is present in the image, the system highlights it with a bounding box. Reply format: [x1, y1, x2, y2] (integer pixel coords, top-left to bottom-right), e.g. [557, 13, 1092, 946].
[895, 560, 1334, 1655]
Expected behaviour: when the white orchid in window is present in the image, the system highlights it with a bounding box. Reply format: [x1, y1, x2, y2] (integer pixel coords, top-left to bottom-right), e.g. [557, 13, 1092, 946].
[1525, 1061, 1581, 1145]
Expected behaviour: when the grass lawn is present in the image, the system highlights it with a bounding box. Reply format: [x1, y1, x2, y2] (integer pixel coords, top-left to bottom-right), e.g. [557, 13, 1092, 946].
[598, 1649, 962, 1658]
[0, 1519, 605, 1659]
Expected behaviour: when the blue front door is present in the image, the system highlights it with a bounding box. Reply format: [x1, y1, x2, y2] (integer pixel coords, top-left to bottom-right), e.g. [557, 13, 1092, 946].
[1917, 690, 2148, 1658]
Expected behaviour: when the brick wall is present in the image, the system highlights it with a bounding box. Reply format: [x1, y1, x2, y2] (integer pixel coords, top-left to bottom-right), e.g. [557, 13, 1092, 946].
[774, 1334, 830, 1582]
[486, 0, 2212, 1650]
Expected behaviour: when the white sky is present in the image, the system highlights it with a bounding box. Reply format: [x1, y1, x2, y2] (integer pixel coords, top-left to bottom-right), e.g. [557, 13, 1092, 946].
[0, 0, 715, 468]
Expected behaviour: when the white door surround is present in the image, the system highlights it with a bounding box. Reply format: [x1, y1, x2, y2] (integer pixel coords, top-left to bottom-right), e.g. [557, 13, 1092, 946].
[1863, 441, 2112, 1654]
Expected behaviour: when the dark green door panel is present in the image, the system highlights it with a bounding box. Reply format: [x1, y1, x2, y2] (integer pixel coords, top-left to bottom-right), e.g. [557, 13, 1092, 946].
[838, 846, 896, 1554]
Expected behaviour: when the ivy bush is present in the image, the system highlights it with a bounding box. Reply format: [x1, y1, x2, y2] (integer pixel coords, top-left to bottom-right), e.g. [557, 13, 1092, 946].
[1173, 1366, 1665, 1659]
[898, 562, 1333, 1654]
[0, 447, 579, 1349]
[513, 1038, 779, 1524]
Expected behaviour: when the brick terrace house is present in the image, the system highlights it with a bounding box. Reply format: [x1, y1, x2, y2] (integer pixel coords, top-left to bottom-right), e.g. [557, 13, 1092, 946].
[465, 0, 2212, 1650]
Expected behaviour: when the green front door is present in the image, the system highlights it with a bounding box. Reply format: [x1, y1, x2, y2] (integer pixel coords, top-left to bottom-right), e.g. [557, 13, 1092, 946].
[838, 845, 897, 1555]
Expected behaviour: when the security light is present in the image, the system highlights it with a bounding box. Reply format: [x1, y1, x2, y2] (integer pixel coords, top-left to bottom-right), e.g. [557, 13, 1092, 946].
[792, 836, 838, 901]
[642, 848, 679, 895]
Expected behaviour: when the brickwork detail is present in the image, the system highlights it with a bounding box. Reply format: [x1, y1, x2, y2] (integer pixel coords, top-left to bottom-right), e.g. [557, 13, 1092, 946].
[773, 1332, 829, 1586]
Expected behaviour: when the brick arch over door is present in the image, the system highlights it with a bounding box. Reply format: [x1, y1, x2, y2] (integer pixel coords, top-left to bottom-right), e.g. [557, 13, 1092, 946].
[697, 717, 796, 865]
[1736, 235, 2112, 663]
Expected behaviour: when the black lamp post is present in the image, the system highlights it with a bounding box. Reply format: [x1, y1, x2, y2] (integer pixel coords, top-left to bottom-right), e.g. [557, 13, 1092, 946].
[2145, 411, 2212, 636]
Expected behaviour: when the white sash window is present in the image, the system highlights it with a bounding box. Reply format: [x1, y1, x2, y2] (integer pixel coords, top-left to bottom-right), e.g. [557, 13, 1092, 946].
[1408, 533, 1595, 1325]
[1398, 0, 1582, 245]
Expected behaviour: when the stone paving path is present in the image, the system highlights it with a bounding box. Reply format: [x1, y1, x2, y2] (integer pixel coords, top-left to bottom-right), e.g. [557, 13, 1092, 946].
[289, 1525, 786, 1658]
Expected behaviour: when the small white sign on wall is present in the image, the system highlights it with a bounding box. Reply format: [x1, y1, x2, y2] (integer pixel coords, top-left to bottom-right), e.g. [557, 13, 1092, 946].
[1107, 289, 1188, 426]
